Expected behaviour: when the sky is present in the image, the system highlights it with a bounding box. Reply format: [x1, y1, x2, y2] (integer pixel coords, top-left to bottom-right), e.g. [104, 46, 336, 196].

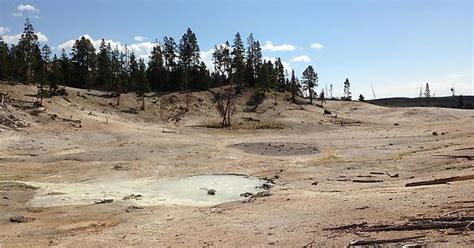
[0, 0, 472, 98]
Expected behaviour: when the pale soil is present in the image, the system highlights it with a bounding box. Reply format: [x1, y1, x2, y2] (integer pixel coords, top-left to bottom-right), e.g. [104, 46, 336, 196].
[0, 83, 473, 247]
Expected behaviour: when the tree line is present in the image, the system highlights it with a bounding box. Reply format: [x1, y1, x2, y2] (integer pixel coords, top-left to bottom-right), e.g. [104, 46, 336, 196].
[0, 19, 354, 107]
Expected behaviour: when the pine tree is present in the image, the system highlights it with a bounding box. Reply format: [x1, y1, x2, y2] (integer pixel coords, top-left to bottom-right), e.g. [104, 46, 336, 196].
[49, 54, 62, 94]
[245, 33, 262, 87]
[38, 44, 51, 101]
[109, 46, 122, 104]
[0, 37, 9, 80]
[424, 83, 431, 98]
[128, 52, 138, 92]
[424, 82, 431, 106]
[329, 83, 333, 99]
[147, 41, 165, 91]
[71, 36, 97, 88]
[274, 58, 286, 92]
[258, 60, 271, 89]
[343, 78, 351, 100]
[59, 48, 69, 85]
[163, 36, 177, 71]
[113, 46, 128, 105]
[179, 28, 200, 92]
[290, 69, 297, 103]
[16, 18, 42, 84]
[96, 39, 113, 90]
[231, 32, 245, 92]
[302, 65, 318, 104]
[358, 94, 365, 102]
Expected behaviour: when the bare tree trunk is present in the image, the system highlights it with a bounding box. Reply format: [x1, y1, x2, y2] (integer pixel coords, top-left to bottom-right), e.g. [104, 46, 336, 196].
[116, 83, 121, 106]
[185, 65, 190, 111]
[141, 96, 145, 111]
[224, 81, 234, 126]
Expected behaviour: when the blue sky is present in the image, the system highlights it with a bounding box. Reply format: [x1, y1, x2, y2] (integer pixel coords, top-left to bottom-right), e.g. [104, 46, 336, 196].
[0, 0, 472, 98]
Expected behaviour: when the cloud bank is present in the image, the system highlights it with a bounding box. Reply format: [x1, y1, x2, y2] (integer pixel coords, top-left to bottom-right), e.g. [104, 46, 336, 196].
[261, 41, 295, 52]
[291, 55, 311, 63]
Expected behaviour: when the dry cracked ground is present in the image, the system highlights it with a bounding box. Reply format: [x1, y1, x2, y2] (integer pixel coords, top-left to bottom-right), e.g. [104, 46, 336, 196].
[0, 83, 473, 247]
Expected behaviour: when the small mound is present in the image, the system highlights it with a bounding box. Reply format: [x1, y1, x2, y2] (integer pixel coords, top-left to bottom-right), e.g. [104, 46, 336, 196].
[231, 142, 319, 156]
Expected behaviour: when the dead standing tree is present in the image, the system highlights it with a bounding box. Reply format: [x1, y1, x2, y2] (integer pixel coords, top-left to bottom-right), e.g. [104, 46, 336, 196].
[218, 80, 234, 127]
[212, 42, 234, 127]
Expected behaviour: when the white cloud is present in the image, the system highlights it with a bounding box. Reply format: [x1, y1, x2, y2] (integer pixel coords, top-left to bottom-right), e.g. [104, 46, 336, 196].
[310, 42, 324, 50]
[57, 34, 155, 61]
[37, 32, 48, 43]
[3, 31, 48, 44]
[134, 36, 147, 42]
[13, 4, 40, 17]
[17, 4, 40, 12]
[200, 47, 215, 71]
[291, 55, 311, 63]
[261, 41, 296, 52]
[0, 27, 10, 35]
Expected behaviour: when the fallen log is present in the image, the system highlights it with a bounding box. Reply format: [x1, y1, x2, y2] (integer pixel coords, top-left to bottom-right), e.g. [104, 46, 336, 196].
[369, 172, 385, 175]
[405, 174, 474, 187]
[409, 216, 474, 222]
[364, 221, 474, 232]
[352, 179, 383, 183]
[329, 120, 362, 126]
[349, 235, 425, 246]
[433, 155, 474, 160]
[50, 114, 82, 125]
[454, 147, 474, 151]
[323, 222, 367, 231]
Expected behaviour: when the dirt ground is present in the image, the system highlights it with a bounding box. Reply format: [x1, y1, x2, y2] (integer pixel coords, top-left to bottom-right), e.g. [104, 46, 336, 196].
[0, 83, 473, 247]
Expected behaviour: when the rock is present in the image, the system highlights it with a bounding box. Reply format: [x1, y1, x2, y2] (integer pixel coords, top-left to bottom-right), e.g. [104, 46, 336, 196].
[207, 189, 216, 195]
[125, 206, 144, 213]
[311, 181, 319, 186]
[324, 109, 332, 115]
[262, 183, 273, 190]
[112, 165, 129, 171]
[240, 192, 253, 197]
[394, 123, 400, 126]
[10, 216, 36, 223]
[432, 131, 438, 136]
[253, 191, 271, 198]
[94, 199, 114, 204]
[123, 194, 142, 200]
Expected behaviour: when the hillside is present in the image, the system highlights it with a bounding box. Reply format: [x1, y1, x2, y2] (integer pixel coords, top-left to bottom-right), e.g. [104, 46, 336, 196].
[367, 95, 474, 109]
